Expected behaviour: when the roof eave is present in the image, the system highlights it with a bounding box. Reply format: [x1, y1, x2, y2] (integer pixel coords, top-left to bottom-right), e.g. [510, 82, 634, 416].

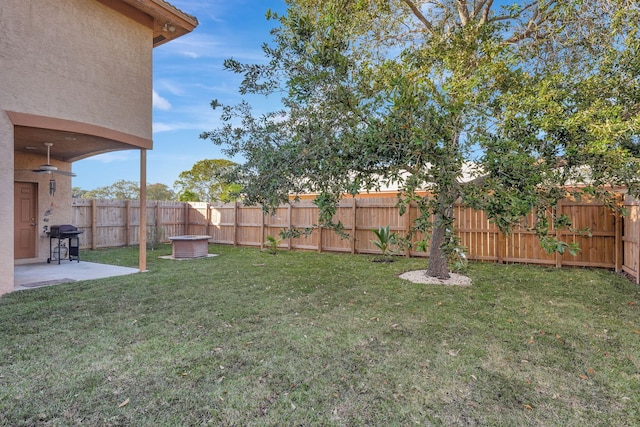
[112, 0, 199, 47]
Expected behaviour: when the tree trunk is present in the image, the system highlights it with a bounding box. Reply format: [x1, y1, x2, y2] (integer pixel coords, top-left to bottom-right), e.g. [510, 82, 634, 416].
[426, 192, 457, 279]
[426, 212, 451, 279]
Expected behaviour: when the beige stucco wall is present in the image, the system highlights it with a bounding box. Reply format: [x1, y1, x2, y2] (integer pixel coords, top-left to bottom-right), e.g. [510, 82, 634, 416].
[0, 0, 153, 138]
[0, 0, 154, 292]
[0, 114, 15, 295]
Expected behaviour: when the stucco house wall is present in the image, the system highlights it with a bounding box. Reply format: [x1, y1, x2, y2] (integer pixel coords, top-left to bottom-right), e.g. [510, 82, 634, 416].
[1, 0, 153, 137]
[0, 115, 14, 293]
[0, 0, 197, 294]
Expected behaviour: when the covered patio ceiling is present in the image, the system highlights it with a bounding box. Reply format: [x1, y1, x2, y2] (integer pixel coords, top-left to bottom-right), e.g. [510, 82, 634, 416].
[14, 125, 140, 162]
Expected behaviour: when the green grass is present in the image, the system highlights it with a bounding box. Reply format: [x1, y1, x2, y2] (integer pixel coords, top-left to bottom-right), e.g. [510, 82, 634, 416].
[2, 244, 640, 426]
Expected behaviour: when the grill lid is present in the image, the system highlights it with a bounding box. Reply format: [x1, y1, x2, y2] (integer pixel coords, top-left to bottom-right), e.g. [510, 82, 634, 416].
[50, 225, 83, 237]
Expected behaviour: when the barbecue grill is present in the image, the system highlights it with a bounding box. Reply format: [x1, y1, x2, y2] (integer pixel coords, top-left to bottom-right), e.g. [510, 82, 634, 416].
[48, 225, 83, 264]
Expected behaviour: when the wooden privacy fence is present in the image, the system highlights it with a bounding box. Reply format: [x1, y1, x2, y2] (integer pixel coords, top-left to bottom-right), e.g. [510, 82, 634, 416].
[72, 196, 640, 283]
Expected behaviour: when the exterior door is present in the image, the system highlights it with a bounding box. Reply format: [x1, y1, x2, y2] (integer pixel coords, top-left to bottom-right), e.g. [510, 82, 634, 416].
[14, 182, 37, 259]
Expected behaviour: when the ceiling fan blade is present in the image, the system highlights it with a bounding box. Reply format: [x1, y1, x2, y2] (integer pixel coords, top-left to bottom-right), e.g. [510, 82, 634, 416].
[53, 170, 76, 177]
[28, 143, 78, 177]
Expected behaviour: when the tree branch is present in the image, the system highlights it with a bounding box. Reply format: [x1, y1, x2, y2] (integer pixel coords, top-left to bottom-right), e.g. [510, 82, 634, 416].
[488, 1, 539, 24]
[479, 0, 494, 24]
[456, 0, 471, 26]
[501, 1, 557, 44]
[401, 0, 434, 33]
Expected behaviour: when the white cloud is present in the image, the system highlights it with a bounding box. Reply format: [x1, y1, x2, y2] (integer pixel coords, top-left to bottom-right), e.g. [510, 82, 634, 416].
[157, 33, 221, 58]
[153, 120, 213, 133]
[156, 32, 267, 62]
[155, 80, 185, 96]
[153, 90, 172, 111]
[153, 122, 180, 133]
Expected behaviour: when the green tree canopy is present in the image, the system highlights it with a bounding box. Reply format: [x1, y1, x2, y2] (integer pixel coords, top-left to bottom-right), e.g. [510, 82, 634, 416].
[174, 159, 241, 203]
[71, 187, 87, 199]
[82, 180, 140, 200]
[80, 181, 176, 201]
[146, 183, 176, 201]
[202, 0, 640, 278]
[178, 189, 200, 202]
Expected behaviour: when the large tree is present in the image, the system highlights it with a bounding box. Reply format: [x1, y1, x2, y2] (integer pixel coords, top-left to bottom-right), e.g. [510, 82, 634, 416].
[203, 0, 640, 278]
[174, 159, 241, 203]
[146, 183, 176, 201]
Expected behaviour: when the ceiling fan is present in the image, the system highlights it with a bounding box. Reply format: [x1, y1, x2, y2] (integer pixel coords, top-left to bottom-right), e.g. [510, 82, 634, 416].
[32, 142, 76, 177]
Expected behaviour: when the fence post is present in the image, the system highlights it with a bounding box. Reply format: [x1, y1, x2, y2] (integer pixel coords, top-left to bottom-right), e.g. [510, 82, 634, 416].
[636, 198, 640, 285]
[615, 195, 623, 273]
[125, 200, 131, 246]
[260, 207, 265, 248]
[317, 201, 323, 253]
[497, 231, 505, 264]
[91, 199, 97, 250]
[288, 203, 293, 250]
[404, 201, 412, 258]
[351, 197, 357, 254]
[234, 202, 239, 246]
[155, 201, 160, 241]
[206, 203, 211, 238]
[183, 203, 189, 235]
[555, 200, 564, 268]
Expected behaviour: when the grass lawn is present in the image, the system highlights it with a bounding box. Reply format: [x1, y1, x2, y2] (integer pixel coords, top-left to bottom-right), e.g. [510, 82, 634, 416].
[1, 244, 640, 426]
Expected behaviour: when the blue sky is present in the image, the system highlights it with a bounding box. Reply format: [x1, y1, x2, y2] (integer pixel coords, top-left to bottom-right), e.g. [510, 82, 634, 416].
[72, 0, 287, 190]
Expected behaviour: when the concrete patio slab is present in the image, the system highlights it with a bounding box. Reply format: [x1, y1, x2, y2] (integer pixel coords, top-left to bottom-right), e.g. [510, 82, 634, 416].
[14, 261, 139, 291]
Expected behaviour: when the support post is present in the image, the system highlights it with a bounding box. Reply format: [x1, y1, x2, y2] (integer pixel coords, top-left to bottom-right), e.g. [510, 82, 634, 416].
[139, 149, 147, 272]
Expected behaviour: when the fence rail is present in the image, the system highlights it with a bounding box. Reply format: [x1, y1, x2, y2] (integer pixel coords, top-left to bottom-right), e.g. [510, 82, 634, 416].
[71, 195, 640, 283]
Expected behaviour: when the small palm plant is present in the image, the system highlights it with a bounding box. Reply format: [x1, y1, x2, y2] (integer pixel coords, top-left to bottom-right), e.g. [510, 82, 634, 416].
[370, 225, 397, 262]
[263, 235, 282, 254]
